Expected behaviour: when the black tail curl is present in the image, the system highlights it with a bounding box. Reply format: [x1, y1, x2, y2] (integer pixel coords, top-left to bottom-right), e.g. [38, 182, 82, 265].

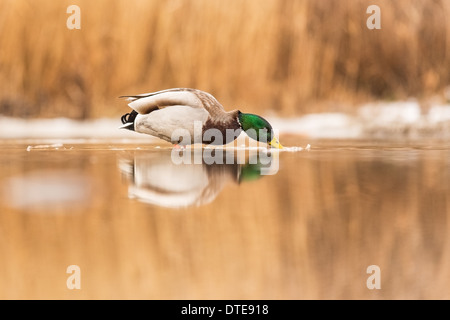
[120, 110, 138, 131]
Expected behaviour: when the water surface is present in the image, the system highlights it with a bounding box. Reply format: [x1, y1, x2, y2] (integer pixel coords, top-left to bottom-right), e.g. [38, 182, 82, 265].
[1, 138, 449, 299]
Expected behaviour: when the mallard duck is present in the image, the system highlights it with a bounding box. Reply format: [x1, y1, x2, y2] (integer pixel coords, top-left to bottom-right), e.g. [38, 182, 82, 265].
[119, 150, 271, 208]
[119, 150, 241, 208]
[120, 88, 283, 148]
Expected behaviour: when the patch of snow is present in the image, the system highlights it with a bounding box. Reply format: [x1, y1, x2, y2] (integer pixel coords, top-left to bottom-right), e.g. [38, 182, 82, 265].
[3, 100, 450, 141]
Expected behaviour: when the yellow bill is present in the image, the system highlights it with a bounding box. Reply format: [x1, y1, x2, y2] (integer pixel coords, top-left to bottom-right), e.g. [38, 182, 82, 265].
[269, 137, 283, 149]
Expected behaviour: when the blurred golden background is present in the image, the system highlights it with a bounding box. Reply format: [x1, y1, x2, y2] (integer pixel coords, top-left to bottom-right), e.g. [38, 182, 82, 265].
[1, 144, 449, 299]
[1, 0, 449, 119]
[2, 1, 450, 300]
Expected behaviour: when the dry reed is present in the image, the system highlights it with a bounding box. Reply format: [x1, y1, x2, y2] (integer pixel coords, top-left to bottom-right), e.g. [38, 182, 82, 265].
[0, 0, 449, 119]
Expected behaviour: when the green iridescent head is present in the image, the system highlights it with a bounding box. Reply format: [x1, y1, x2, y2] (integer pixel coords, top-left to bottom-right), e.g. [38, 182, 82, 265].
[238, 112, 283, 148]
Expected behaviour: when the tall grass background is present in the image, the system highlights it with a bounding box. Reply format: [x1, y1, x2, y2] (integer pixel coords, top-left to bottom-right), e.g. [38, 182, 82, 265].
[0, 0, 449, 119]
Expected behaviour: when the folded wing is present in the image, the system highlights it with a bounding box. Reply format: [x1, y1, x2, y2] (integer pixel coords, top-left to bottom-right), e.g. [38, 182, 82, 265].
[120, 88, 224, 115]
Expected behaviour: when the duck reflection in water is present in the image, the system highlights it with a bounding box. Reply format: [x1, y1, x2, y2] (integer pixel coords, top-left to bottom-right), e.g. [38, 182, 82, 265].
[119, 148, 279, 208]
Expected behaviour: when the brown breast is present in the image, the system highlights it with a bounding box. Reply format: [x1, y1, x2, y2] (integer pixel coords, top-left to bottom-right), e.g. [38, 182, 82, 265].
[202, 110, 242, 145]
